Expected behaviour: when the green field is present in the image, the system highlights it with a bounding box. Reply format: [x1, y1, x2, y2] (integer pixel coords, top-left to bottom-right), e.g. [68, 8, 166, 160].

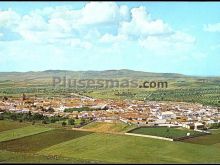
[0, 125, 52, 142]
[39, 133, 220, 163]
[85, 87, 220, 107]
[0, 129, 92, 153]
[82, 121, 136, 133]
[1, 120, 220, 163]
[183, 132, 220, 146]
[128, 127, 204, 139]
[0, 150, 96, 163]
[0, 120, 29, 132]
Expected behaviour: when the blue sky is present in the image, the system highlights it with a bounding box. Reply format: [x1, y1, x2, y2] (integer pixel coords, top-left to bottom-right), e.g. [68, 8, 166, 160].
[0, 2, 220, 76]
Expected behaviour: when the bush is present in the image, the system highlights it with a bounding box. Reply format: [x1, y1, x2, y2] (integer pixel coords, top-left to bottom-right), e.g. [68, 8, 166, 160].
[80, 118, 86, 125]
[11, 114, 17, 121]
[64, 107, 93, 113]
[68, 119, 75, 125]
[50, 118, 57, 123]
[0, 115, 4, 120]
[209, 123, 220, 129]
[42, 120, 49, 124]
[62, 121, 67, 127]
[32, 113, 44, 120]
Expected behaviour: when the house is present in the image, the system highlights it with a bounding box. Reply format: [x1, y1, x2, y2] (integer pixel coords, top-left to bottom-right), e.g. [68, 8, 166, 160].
[59, 105, 69, 112]
[194, 122, 204, 130]
[154, 119, 166, 124]
[182, 122, 204, 130]
[182, 123, 195, 129]
[158, 111, 176, 120]
[205, 119, 218, 125]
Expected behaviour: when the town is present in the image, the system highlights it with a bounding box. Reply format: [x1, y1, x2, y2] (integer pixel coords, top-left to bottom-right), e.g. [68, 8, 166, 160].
[1, 93, 220, 131]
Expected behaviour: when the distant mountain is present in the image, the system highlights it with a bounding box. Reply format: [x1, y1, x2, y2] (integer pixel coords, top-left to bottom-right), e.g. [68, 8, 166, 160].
[1, 69, 220, 88]
[0, 69, 187, 82]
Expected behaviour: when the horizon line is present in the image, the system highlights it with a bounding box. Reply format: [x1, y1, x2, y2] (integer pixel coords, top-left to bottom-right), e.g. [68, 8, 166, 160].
[0, 69, 220, 78]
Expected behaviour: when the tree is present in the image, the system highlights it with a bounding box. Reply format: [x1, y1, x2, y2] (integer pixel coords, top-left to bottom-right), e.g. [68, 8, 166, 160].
[22, 93, 26, 101]
[2, 96, 8, 101]
[28, 111, 31, 116]
[22, 113, 28, 121]
[42, 120, 48, 124]
[47, 107, 55, 113]
[0, 115, 4, 120]
[32, 113, 43, 120]
[11, 114, 17, 121]
[68, 119, 75, 125]
[80, 118, 86, 125]
[50, 118, 57, 123]
[62, 121, 67, 127]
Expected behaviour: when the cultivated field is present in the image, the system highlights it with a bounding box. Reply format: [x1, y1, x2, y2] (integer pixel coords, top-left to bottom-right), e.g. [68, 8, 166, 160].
[128, 127, 204, 139]
[1, 120, 220, 163]
[0, 120, 29, 132]
[0, 125, 52, 142]
[0, 150, 95, 163]
[0, 129, 92, 153]
[39, 132, 220, 163]
[82, 121, 136, 133]
[183, 132, 220, 146]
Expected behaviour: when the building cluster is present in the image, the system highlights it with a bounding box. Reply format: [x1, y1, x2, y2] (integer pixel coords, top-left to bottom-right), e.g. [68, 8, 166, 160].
[0, 94, 220, 130]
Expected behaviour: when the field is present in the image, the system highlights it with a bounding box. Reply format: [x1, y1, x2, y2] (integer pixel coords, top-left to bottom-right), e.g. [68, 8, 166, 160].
[0, 150, 94, 163]
[39, 132, 220, 163]
[1, 70, 220, 163]
[0, 129, 92, 153]
[1, 120, 220, 163]
[0, 125, 52, 142]
[85, 87, 220, 107]
[0, 120, 29, 132]
[128, 127, 204, 139]
[82, 121, 136, 133]
[183, 132, 220, 146]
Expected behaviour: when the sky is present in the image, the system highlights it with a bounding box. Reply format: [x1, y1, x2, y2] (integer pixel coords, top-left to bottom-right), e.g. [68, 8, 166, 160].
[0, 2, 220, 76]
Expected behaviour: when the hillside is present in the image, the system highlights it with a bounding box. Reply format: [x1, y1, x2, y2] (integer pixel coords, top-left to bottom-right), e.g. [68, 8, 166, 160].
[0, 69, 187, 82]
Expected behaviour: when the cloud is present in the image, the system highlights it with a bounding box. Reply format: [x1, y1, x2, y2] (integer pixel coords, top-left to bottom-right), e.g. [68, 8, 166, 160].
[0, 9, 22, 41]
[65, 38, 93, 49]
[204, 23, 220, 32]
[100, 33, 127, 43]
[99, 5, 196, 54]
[0, 9, 21, 28]
[139, 31, 196, 55]
[78, 2, 130, 25]
[0, 2, 130, 47]
[0, 2, 195, 53]
[118, 6, 172, 39]
[116, 6, 195, 53]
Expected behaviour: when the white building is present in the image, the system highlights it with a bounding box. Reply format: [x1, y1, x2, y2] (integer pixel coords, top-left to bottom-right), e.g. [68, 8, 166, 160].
[158, 111, 176, 120]
[194, 122, 204, 130]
